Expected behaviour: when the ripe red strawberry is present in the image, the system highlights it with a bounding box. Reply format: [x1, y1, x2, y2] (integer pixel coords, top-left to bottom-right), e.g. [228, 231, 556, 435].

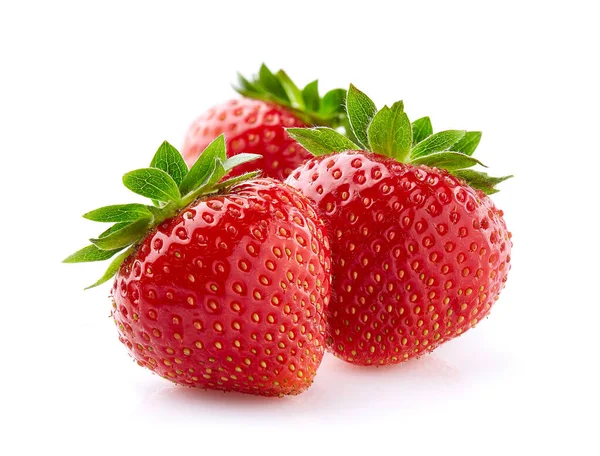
[65, 137, 331, 396]
[182, 64, 348, 181]
[285, 85, 512, 366]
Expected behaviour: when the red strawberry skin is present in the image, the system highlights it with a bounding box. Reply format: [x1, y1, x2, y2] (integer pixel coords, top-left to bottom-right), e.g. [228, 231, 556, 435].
[285, 151, 511, 366]
[111, 178, 331, 396]
[182, 98, 310, 181]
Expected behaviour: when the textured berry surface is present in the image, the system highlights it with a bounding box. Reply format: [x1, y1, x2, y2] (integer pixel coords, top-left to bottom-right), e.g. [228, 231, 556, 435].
[112, 179, 331, 396]
[286, 151, 511, 366]
[183, 98, 310, 181]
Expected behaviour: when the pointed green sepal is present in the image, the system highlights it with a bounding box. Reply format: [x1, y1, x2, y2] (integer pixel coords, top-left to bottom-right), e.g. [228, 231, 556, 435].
[302, 80, 320, 112]
[367, 102, 412, 161]
[276, 69, 305, 109]
[223, 153, 262, 173]
[452, 170, 513, 195]
[236, 72, 259, 93]
[287, 127, 360, 157]
[66, 136, 262, 289]
[410, 152, 485, 170]
[90, 218, 151, 251]
[223, 153, 261, 173]
[285, 84, 510, 194]
[203, 160, 226, 192]
[99, 221, 131, 238]
[234, 64, 347, 128]
[346, 84, 378, 149]
[83, 204, 154, 223]
[450, 131, 482, 156]
[63, 244, 125, 263]
[412, 117, 433, 145]
[150, 141, 188, 185]
[179, 134, 226, 196]
[123, 168, 181, 203]
[257, 64, 289, 102]
[320, 89, 346, 117]
[179, 159, 227, 207]
[85, 246, 135, 290]
[214, 171, 262, 192]
[410, 130, 466, 159]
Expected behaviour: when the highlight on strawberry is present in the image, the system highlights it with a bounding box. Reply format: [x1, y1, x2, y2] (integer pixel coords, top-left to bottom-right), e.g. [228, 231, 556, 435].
[182, 64, 349, 181]
[64, 137, 332, 396]
[285, 85, 512, 366]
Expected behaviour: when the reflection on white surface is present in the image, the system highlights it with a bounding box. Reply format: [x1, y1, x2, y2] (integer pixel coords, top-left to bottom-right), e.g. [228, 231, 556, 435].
[139, 352, 463, 413]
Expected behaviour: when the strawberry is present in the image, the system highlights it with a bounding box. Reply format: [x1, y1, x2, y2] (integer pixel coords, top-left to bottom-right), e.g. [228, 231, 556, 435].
[182, 64, 348, 181]
[64, 137, 331, 396]
[285, 85, 512, 366]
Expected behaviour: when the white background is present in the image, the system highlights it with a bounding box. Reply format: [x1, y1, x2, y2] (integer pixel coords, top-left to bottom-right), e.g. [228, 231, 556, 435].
[1, 1, 598, 454]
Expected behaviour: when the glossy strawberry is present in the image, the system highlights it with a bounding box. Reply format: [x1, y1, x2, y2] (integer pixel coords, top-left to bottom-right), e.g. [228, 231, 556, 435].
[65, 137, 331, 396]
[182, 64, 348, 181]
[183, 98, 308, 180]
[285, 85, 512, 366]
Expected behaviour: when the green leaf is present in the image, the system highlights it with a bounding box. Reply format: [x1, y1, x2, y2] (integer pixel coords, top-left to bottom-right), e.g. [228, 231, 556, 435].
[205, 133, 227, 162]
[276, 70, 304, 109]
[367, 103, 412, 161]
[410, 130, 466, 159]
[214, 171, 261, 191]
[85, 246, 135, 290]
[204, 159, 226, 189]
[320, 88, 346, 115]
[450, 131, 482, 156]
[123, 168, 181, 203]
[63, 244, 124, 263]
[411, 152, 485, 171]
[179, 135, 226, 196]
[412, 117, 433, 145]
[340, 117, 361, 146]
[257, 64, 289, 102]
[180, 160, 217, 204]
[236, 72, 260, 94]
[223, 153, 261, 172]
[180, 158, 227, 205]
[83, 204, 153, 223]
[391, 100, 404, 111]
[149, 141, 188, 185]
[90, 218, 150, 251]
[286, 127, 360, 157]
[302, 80, 320, 112]
[99, 221, 130, 238]
[179, 162, 215, 205]
[346, 84, 378, 149]
[452, 170, 513, 195]
[234, 65, 347, 128]
[68, 136, 262, 290]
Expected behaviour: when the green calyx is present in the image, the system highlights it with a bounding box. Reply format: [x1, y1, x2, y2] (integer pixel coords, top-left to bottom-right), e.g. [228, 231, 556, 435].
[63, 136, 260, 289]
[287, 84, 512, 194]
[234, 63, 348, 129]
